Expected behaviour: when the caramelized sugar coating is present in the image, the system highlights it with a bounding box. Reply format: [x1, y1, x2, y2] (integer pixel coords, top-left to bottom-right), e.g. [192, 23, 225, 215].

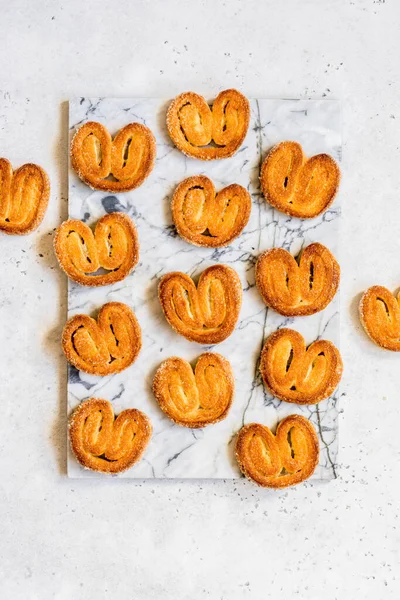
[359, 285, 400, 351]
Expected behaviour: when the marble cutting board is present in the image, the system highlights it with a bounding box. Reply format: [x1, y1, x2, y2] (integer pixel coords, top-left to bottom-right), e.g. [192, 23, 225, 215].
[67, 97, 341, 480]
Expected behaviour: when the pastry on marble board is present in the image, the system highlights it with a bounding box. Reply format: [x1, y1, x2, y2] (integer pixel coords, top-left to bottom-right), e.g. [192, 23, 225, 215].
[0, 158, 50, 234]
[62, 301, 141, 376]
[359, 285, 400, 351]
[171, 175, 251, 248]
[235, 414, 319, 488]
[153, 353, 234, 428]
[260, 328, 342, 404]
[69, 398, 152, 474]
[166, 89, 250, 160]
[71, 121, 156, 192]
[260, 141, 340, 219]
[256, 242, 340, 317]
[158, 265, 242, 344]
[54, 212, 139, 286]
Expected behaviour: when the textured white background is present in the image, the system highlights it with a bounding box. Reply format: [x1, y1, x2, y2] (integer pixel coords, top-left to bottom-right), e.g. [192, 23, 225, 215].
[0, 0, 399, 598]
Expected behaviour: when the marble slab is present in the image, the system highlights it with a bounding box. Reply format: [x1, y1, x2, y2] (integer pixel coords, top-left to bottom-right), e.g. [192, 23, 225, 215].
[67, 97, 341, 480]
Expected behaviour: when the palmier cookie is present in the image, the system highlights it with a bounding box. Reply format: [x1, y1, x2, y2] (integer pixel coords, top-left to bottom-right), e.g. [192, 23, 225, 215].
[260, 141, 340, 219]
[54, 212, 139, 286]
[69, 398, 151, 474]
[236, 415, 319, 488]
[158, 265, 242, 344]
[172, 175, 251, 247]
[359, 285, 400, 351]
[256, 242, 340, 317]
[71, 121, 156, 192]
[167, 89, 250, 160]
[0, 158, 49, 234]
[260, 328, 342, 404]
[153, 353, 234, 428]
[62, 302, 141, 376]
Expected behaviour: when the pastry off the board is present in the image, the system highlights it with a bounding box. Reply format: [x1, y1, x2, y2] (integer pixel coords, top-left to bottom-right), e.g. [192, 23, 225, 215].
[54, 212, 139, 286]
[71, 121, 156, 192]
[359, 285, 400, 351]
[256, 242, 340, 317]
[153, 353, 234, 428]
[260, 328, 342, 405]
[69, 398, 152, 474]
[0, 158, 50, 234]
[62, 302, 141, 376]
[260, 141, 340, 219]
[166, 89, 250, 160]
[158, 265, 242, 344]
[235, 415, 319, 488]
[171, 175, 251, 248]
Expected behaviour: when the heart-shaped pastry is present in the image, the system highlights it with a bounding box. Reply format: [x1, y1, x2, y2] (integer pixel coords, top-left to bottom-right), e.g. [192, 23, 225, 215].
[256, 242, 340, 316]
[359, 285, 400, 351]
[260, 141, 340, 218]
[153, 353, 234, 428]
[71, 121, 156, 192]
[260, 328, 342, 404]
[171, 175, 251, 247]
[158, 265, 242, 344]
[235, 415, 319, 488]
[62, 302, 142, 375]
[167, 89, 250, 160]
[54, 212, 139, 286]
[0, 158, 50, 235]
[69, 398, 152, 474]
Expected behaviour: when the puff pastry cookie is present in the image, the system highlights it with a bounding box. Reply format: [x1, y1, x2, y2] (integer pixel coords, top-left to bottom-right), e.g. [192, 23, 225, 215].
[54, 212, 139, 286]
[69, 398, 151, 474]
[260, 328, 342, 404]
[236, 415, 319, 488]
[260, 141, 340, 218]
[71, 121, 156, 192]
[172, 175, 251, 247]
[359, 285, 400, 351]
[0, 158, 49, 234]
[167, 89, 250, 160]
[256, 242, 340, 316]
[158, 265, 242, 344]
[62, 302, 141, 375]
[153, 353, 234, 428]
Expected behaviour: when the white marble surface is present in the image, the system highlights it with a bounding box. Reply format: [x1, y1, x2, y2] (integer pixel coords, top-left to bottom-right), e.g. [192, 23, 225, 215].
[1, 0, 400, 598]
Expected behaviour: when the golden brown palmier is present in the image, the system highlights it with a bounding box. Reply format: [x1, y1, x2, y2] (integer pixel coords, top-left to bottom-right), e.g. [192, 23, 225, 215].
[235, 415, 319, 488]
[256, 242, 340, 317]
[71, 121, 156, 191]
[171, 175, 251, 247]
[54, 212, 139, 286]
[62, 302, 142, 376]
[260, 328, 342, 404]
[260, 141, 340, 218]
[158, 265, 242, 344]
[153, 353, 234, 428]
[167, 89, 250, 160]
[69, 398, 152, 474]
[0, 158, 50, 234]
[359, 285, 400, 351]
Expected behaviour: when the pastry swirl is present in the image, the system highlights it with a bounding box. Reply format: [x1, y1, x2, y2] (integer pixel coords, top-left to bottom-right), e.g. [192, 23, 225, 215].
[153, 353, 234, 428]
[69, 398, 151, 474]
[54, 212, 139, 286]
[171, 175, 251, 247]
[256, 242, 340, 316]
[167, 89, 250, 160]
[260, 328, 342, 404]
[260, 141, 340, 218]
[62, 302, 142, 375]
[359, 285, 400, 351]
[0, 158, 49, 235]
[71, 121, 156, 192]
[158, 265, 242, 344]
[235, 415, 319, 488]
